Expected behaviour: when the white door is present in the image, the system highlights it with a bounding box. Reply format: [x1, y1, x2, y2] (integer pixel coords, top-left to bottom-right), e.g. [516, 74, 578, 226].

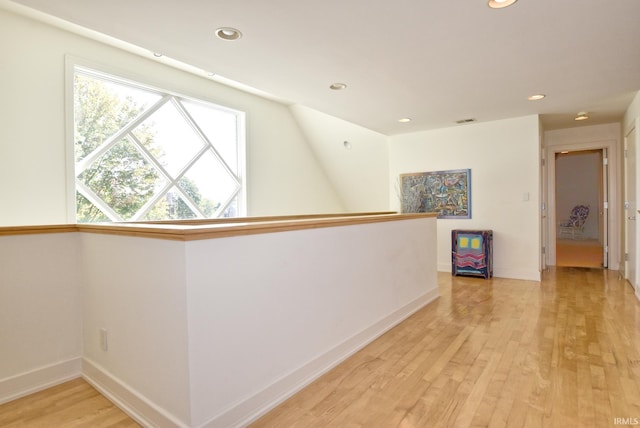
[541, 148, 548, 270]
[602, 149, 609, 268]
[625, 127, 637, 287]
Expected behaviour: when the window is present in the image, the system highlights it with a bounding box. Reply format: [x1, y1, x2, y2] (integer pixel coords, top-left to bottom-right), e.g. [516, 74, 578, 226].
[73, 66, 244, 222]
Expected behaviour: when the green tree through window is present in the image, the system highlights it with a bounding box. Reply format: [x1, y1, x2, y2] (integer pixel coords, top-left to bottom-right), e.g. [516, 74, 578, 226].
[73, 68, 243, 222]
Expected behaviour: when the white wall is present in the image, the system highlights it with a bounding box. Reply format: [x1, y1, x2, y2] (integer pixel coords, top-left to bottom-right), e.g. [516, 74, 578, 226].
[290, 105, 390, 212]
[388, 115, 541, 281]
[0, 216, 437, 426]
[0, 233, 82, 403]
[0, 6, 344, 226]
[80, 234, 192, 426]
[185, 217, 437, 427]
[1, 216, 438, 426]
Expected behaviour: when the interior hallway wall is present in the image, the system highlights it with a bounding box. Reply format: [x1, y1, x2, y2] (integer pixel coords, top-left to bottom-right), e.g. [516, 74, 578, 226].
[0, 5, 343, 226]
[388, 115, 541, 281]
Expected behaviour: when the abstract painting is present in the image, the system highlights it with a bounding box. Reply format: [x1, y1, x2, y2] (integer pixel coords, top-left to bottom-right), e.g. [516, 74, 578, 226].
[400, 169, 471, 218]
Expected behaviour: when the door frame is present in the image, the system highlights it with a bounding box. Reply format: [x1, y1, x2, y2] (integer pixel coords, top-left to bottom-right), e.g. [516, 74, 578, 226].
[625, 122, 638, 290]
[545, 139, 619, 269]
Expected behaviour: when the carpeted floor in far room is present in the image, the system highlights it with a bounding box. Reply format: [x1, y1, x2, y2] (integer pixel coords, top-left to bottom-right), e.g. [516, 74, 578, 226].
[556, 238, 604, 268]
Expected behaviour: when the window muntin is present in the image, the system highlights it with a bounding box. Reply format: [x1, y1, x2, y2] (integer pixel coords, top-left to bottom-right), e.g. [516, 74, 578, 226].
[73, 67, 244, 222]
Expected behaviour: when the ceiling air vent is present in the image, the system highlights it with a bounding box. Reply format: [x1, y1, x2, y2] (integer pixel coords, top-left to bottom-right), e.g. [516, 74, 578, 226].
[455, 118, 476, 124]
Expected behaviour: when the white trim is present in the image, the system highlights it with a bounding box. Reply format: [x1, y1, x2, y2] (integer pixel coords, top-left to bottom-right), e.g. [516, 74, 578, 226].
[64, 55, 248, 222]
[437, 265, 540, 282]
[0, 357, 82, 405]
[493, 268, 541, 282]
[204, 288, 440, 428]
[235, 111, 247, 216]
[82, 358, 188, 428]
[438, 262, 452, 272]
[65, 57, 78, 223]
[545, 139, 619, 270]
[624, 123, 638, 291]
[78, 290, 438, 428]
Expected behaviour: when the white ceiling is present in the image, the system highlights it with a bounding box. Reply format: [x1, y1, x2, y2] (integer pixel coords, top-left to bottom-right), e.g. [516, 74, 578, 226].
[7, 0, 640, 135]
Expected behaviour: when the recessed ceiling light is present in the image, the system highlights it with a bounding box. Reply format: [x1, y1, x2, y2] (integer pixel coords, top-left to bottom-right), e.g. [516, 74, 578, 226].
[398, 118, 412, 123]
[528, 94, 546, 101]
[215, 27, 242, 41]
[343, 140, 352, 150]
[488, 0, 518, 9]
[153, 52, 163, 57]
[207, 72, 216, 77]
[575, 112, 589, 121]
[329, 83, 347, 90]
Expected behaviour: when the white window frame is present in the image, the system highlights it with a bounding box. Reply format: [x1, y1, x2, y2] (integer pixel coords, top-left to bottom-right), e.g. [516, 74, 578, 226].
[65, 56, 246, 222]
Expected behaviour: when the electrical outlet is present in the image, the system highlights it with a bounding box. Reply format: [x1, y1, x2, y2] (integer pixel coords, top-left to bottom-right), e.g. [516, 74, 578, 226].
[100, 328, 108, 351]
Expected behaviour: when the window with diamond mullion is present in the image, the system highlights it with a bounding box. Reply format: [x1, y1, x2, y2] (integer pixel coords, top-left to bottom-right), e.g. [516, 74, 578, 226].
[74, 66, 244, 222]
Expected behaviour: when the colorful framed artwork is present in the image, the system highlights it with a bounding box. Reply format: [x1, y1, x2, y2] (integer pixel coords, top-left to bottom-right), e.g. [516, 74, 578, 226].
[400, 168, 471, 219]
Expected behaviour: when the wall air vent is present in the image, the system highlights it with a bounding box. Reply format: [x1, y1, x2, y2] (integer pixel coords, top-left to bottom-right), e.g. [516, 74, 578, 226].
[455, 118, 476, 124]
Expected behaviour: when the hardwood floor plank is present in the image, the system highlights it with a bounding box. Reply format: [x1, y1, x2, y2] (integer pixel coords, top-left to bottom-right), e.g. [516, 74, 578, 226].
[576, 359, 597, 427]
[0, 378, 139, 428]
[253, 268, 640, 427]
[4, 267, 640, 427]
[590, 363, 614, 428]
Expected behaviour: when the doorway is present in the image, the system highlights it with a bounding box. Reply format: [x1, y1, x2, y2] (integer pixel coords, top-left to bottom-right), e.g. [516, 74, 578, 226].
[544, 137, 618, 271]
[555, 149, 606, 268]
[625, 125, 637, 290]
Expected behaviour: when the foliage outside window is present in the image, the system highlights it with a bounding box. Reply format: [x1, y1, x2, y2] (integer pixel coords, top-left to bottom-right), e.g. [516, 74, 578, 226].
[73, 67, 244, 223]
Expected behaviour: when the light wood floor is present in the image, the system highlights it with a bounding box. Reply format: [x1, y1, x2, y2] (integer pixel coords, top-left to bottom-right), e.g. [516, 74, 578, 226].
[556, 239, 604, 269]
[2, 268, 640, 427]
[0, 378, 139, 427]
[252, 269, 640, 427]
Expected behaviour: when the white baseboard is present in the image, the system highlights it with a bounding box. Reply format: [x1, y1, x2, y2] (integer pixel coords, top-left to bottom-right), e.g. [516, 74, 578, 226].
[494, 267, 541, 281]
[438, 264, 541, 282]
[203, 288, 440, 428]
[2, 291, 439, 428]
[0, 357, 82, 405]
[82, 358, 188, 428]
[438, 263, 452, 273]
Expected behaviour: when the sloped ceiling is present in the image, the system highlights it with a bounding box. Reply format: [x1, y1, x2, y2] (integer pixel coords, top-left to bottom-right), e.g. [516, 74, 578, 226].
[6, 0, 640, 135]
